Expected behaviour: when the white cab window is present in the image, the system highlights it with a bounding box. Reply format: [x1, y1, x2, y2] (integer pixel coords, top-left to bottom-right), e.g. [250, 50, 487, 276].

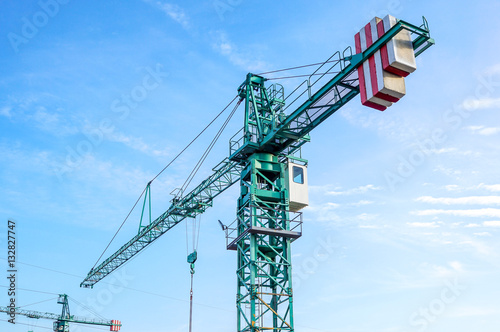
[293, 166, 304, 184]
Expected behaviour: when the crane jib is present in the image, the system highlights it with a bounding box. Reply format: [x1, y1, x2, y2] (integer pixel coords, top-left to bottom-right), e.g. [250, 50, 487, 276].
[80, 159, 243, 287]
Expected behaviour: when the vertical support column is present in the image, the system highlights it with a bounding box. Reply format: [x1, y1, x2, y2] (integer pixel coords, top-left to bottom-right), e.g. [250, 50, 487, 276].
[236, 153, 295, 332]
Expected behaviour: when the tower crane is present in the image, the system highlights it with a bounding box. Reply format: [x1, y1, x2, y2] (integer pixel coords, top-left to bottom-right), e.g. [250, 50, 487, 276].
[0, 294, 121, 332]
[80, 15, 434, 332]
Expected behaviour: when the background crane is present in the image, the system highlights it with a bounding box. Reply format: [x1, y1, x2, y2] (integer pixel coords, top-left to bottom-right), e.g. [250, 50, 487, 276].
[0, 294, 121, 332]
[80, 15, 434, 332]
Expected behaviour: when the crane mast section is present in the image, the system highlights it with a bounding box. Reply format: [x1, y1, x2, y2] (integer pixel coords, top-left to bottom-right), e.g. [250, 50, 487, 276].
[81, 158, 244, 288]
[233, 18, 433, 160]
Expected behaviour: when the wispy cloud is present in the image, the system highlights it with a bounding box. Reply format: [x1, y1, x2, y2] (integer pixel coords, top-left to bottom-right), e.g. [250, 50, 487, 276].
[449, 306, 500, 318]
[143, 0, 189, 30]
[416, 196, 500, 205]
[349, 200, 374, 206]
[417, 261, 464, 279]
[326, 184, 381, 196]
[407, 221, 440, 228]
[427, 147, 480, 156]
[211, 30, 269, 72]
[339, 107, 419, 142]
[478, 183, 500, 192]
[105, 130, 170, 157]
[444, 184, 461, 191]
[466, 125, 500, 136]
[433, 165, 462, 176]
[483, 220, 500, 227]
[0, 106, 12, 118]
[305, 202, 341, 222]
[412, 208, 500, 218]
[443, 183, 500, 193]
[461, 97, 500, 110]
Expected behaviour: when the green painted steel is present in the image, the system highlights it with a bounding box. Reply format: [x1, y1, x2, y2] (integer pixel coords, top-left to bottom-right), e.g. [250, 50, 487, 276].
[230, 17, 434, 163]
[235, 152, 299, 332]
[81, 158, 243, 287]
[0, 294, 121, 331]
[79, 16, 433, 332]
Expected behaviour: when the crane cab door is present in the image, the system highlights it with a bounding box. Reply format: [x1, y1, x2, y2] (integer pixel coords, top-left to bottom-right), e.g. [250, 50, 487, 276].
[286, 161, 309, 212]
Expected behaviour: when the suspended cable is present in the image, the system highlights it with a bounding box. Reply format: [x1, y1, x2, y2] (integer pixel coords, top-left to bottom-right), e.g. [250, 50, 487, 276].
[91, 185, 148, 271]
[195, 214, 202, 251]
[17, 297, 58, 309]
[0, 260, 234, 313]
[68, 295, 108, 321]
[0, 318, 52, 330]
[257, 59, 342, 76]
[0, 284, 59, 296]
[178, 99, 242, 196]
[0, 257, 82, 280]
[65, 322, 110, 331]
[151, 95, 239, 183]
[188, 271, 194, 332]
[265, 71, 339, 81]
[185, 219, 190, 256]
[91, 95, 239, 270]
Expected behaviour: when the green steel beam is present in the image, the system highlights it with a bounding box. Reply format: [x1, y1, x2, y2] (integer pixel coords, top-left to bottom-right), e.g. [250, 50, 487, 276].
[81, 158, 243, 288]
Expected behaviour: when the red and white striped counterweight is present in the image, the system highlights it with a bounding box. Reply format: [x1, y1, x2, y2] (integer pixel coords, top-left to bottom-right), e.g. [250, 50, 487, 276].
[355, 15, 417, 111]
[110, 320, 121, 331]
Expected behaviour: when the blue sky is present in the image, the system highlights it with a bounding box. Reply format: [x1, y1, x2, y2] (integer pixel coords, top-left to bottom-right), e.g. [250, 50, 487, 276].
[1, 0, 500, 331]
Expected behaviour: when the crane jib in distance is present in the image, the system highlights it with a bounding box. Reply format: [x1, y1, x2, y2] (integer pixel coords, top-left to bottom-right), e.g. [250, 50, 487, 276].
[80, 15, 434, 332]
[0, 294, 121, 331]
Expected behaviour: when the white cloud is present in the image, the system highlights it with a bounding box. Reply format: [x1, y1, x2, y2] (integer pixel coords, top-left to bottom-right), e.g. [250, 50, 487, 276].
[478, 183, 500, 192]
[442, 183, 500, 193]
[326, 184, 381, 196]
[305, 202, 341, 222]
[479, 127, 500, 135]
[349, 200, 374, 206]
[433, 165, 461, 176]
[444, 184, 461, 191]
[474, 232, 492, 237]
[356, 213, 377, 221]
[412, 208, 500, 218]
[407, 221, 440, 228]
[461, 97, 500, 110]
[417, 261, 463, 279]
[0, 106, 12, 118]
[432, 147, 457, 154]
[33, 106, 58, 125]
[143, 0, 189, 30]
[466, 125, 500, 136]
[105, 131, 170, 157]
[416, 195, 500, 205]
[449, 261, 463, 272]
[358, 224, 383, 229]
[211, 31, 269, 72]
[465, 223, 480, 228]
[339, 107, 419, 142]
[486, 63, 500, 75]
[483, 220, 500, 227]
[450, 306, 500, 318]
